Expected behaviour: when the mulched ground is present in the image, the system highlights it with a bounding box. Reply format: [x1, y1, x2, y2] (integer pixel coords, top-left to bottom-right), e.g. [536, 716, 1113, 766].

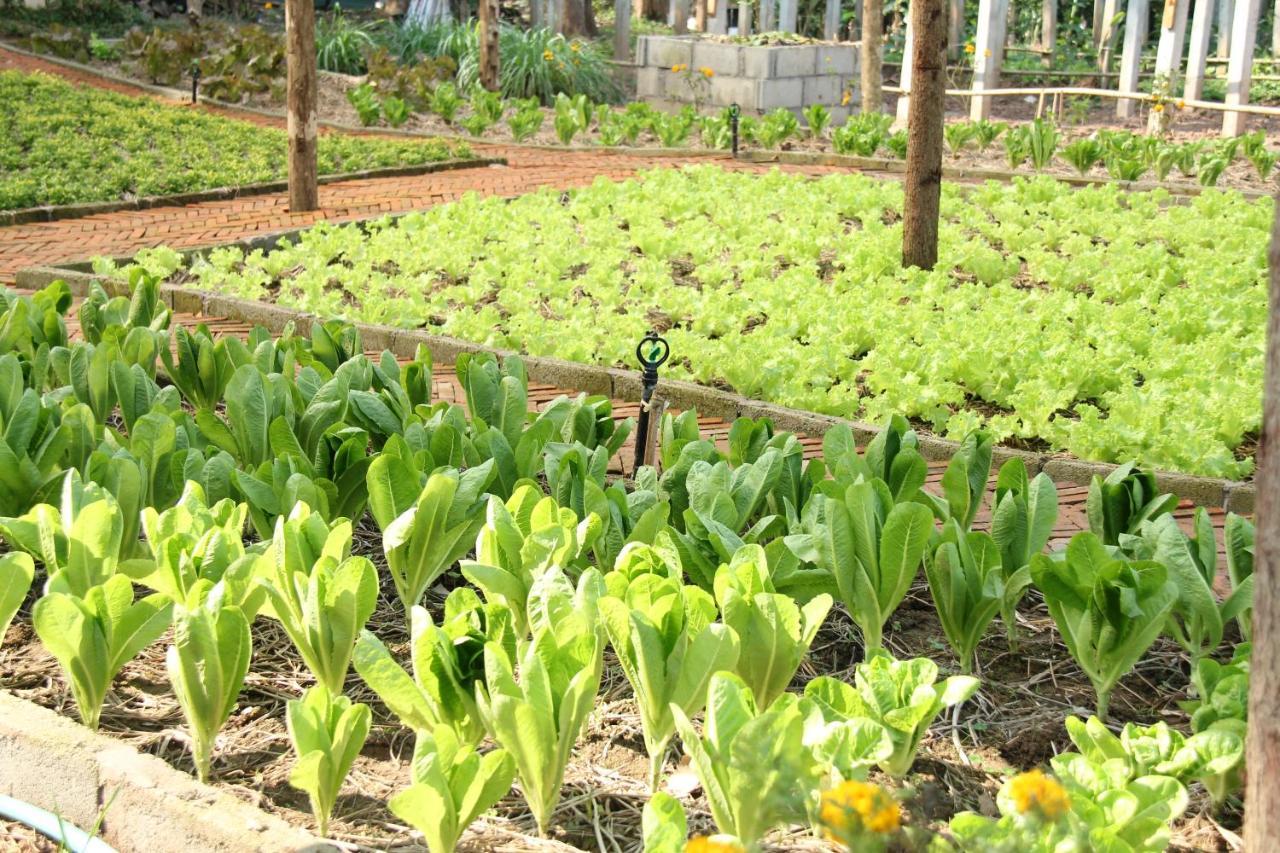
[0, 516, 1244, 851]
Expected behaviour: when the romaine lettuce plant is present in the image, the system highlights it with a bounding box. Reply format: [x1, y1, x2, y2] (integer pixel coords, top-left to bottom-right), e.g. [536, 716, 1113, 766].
[286, 686, 372, 837]
[713, 545, 830, 708]
[671, 672, 821, 848]
[1085, 463, 1177, 547]
[388, 724, 516, 853]
[366, 456, 495, 612]
[988, 458, 1057, 649]
[474, 567, 603, 836]
[354, 588, 513, 745]
[784, 480, 932, 658]
[167, 581, 253, 782]
[601, 548, 740, 788]
[805, 655, 978, 777]
[0, 551, 34, 642]
[33, 572, 172, 730]
[1030, 532, 1178, 720]
[924, 520, 1005, 673]
[255, 505, 378, 695]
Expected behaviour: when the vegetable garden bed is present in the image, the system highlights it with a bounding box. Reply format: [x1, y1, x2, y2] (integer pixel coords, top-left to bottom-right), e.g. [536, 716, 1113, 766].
[0, 271, 1254, 851]
[0, 70, 474, 211]
[97, 166, 1271, 480]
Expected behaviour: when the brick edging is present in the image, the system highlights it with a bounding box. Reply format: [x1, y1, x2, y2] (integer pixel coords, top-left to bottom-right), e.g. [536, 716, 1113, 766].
[15, 254, 1255, 516]
[0, 157, 504, 226]
[0, 691, 328, 853]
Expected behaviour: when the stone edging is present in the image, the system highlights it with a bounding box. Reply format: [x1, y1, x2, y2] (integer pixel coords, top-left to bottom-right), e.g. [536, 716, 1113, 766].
[0, 691, 328, 853]
[0, 157, 505, 227]
[16, 249, 1256, 515]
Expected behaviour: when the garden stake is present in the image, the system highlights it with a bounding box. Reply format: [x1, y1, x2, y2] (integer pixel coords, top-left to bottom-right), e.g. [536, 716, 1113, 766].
[729, 103, 740, 156]
[632, 330, 670, 473]
[191, 63, 200, 104]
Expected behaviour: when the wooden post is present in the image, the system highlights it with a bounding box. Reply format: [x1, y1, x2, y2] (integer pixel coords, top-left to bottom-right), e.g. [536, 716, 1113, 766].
[479, 0, 500, 90]
[1097, 0, 1121, 68]
[1273, 0, 1280, 55]
[285, 0, 318, 213]
[825, 0, 843, 39]
[1115, 0, 1149, 118]
[673, 0, 689, 33]
[695, 0, 707, 30]
[1184, 0, 1216, 99]
[1222, 0, 1261, 135]
[1093, 0, 1106, 46]
[1038, 0, 1058, 63]
[861, 0, 884, 112]
[712, 0, 729, 33]
[948, 0, 964, 57]
[1146, 0, 1190, 131]
[896, 7, 915, 124]
[1217, 0, 1234, 55]
[615, 0, 632, 59]
[902, 0, 946, 270]
[738, 0, 752, 33]
[760, 0, 776, 30]
[969, 0, 1008, 120]
[780, 0, 798, 32]
[1244, 190, 1280, 853]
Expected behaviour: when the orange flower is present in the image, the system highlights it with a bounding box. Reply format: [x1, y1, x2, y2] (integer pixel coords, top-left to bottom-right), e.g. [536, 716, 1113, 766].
[819, 781, 901, 838]
[841, 89, 852, 106]
[964, 42, 975, 54]
[684, 837, 744, 853]
[1175, 99, 1186, 110]
[700, 66, 714, 78]
[1153, 102, 1164, 113]
[1008, 770, 1071, 821]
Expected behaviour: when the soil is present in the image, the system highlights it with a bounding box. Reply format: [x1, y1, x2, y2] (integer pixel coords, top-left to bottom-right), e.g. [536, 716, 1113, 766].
[0, 820, 60, 853]
[0, 518, 1241, 851]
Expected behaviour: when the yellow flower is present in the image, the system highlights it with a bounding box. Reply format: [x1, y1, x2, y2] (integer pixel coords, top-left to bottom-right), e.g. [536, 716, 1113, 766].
[685, 837, 745, 853]
[571, 42, 582, 51]
[841, 89, 852, 106]
[964, 42, 975, 53]
[700, 66, 714, 78]
[819, 781, 902, 838]
[1153, 102, 1164, 113]
[543, 49, 554, 61]
[263, 1, 274, 7]
[671, 63, 688, 72]
[1008, 770, 1071, 821]
[1176, 99, 1186, 110]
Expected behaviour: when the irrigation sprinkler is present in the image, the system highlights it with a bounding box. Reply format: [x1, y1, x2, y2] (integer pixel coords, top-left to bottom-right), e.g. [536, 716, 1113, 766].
[632, 329, 670, 473]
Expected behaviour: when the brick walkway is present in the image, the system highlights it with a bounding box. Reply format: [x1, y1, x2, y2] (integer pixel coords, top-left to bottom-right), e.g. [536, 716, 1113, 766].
[0, 46, 841, 285]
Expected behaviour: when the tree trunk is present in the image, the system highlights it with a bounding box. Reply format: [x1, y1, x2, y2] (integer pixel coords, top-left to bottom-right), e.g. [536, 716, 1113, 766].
[405, 0, 453, 26]
[861, 0, 884, 113]
[696, 0, 708, 31]
[285, 0, 318, 213]
[902, 0, 945, 270]
[561, 0, 594, 35]
[478, 0, 500, 89]
[615, 0, 632, 58]
[1245, 192, 1280, 853]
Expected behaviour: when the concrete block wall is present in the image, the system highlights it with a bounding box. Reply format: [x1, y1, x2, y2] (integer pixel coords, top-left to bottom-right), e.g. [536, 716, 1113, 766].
[635, 35, 859, 120]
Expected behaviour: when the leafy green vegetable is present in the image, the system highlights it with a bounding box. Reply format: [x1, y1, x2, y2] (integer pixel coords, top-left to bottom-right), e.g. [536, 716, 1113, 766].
[474, 567, 603, 835]
[671, 672, 820, 847]
[805, 654, 978, 777]
[601, 545, 740, 788]
[924, 520, 1004, 673]
[988, 458, 1057, 649]
[1030, 532, 1178, 720]
[712, 545, 830, 708]
[254, 505, 378, 695]
[167, 581, 252, 782]
[388, 724, 516, 853]
[286, 686, 372, 837]
[0, 552, 34, 643]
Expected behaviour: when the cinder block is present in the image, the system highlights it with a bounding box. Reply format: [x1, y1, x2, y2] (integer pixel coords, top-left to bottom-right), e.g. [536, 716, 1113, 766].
[708, 74, 758, 108]
[644, 36, 695, 69]
[803, 74, 843, 106]
[816, 44, 857, 75]
[741, 46, 774, 77]
[773, 45, 818, 77]
[757, 77, 804, 110]
[691, 40, 743, 76]
[636, 66, 666, 98]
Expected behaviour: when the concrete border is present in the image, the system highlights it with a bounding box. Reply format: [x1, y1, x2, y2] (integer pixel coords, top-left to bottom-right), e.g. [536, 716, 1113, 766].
[17, 244, 1255, 514]
[0, 691, 328, 852]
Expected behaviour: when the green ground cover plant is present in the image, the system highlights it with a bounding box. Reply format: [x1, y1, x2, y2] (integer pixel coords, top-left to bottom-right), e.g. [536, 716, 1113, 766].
[0, 71, 471, 210]
[108, 167, 1270, 479]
